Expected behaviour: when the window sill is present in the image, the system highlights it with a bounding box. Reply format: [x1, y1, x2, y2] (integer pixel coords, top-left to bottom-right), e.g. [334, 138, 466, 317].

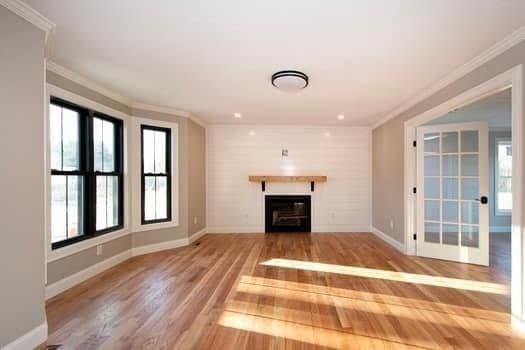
[47, 227, 131, 263]
[132, 220, 179, 233]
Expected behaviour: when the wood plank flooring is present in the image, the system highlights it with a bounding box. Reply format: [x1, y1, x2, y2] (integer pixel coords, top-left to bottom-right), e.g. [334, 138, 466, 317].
[43, 232, 523, 349]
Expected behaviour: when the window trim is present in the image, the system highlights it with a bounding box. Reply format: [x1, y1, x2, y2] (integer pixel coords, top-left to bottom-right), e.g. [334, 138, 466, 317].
[131, 117, 179, 233]
[495, 137, 512, 217]
[46, 84, 130, 263]
[140, 124, 172, 225]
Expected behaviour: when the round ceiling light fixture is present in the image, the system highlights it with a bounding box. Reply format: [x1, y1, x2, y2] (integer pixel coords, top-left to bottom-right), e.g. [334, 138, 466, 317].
[271, 70, 309, 91]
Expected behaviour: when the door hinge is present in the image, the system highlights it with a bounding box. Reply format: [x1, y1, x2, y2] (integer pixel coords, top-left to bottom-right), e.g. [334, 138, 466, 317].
[413, 233, 417, 240]
[413, 187, 417, 194]
[413, 140, 417, 147]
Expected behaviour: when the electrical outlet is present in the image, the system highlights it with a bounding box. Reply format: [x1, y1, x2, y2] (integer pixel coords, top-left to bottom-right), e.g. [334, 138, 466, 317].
[390, 219, 394, 229]
[330, 212, 335, 220]
[96, 245, 103, 256]
[193, 216, 198, 225]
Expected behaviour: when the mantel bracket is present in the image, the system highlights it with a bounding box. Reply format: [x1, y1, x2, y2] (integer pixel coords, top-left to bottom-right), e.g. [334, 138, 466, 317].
[261, 181, 266, 192]
[310, 181, 315, 192]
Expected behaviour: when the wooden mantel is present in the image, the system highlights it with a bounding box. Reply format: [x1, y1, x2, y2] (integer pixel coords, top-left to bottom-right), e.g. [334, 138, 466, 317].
[248, 175, 327, 192]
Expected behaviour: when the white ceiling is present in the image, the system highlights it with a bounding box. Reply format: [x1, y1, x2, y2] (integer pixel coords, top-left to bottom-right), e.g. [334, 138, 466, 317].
[28, 0, 525, 126]
[426, 88, 511, 130]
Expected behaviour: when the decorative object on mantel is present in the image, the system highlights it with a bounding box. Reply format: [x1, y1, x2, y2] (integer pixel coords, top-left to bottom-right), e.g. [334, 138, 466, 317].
[248, 175, 327, 192]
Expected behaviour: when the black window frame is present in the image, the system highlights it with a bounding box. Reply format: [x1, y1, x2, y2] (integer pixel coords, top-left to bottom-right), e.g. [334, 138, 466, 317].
[141, 124, 172, 225]
[50, 96, 124, 250]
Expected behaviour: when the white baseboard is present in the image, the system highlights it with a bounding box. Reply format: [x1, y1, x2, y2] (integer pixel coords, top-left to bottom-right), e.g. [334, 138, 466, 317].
[189, 228, 207, 243]
[512, 314, 525, 332]
[131, 237, 188, 257]
[1, 322, 48, 350]
[490, 226, 512, 233]
[45, 250, 132, 300]
[369, 226, 406, 253]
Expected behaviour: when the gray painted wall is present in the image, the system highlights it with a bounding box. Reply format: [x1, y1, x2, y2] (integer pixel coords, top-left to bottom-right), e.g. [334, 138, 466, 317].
[372, 41, 525, 244]
[489, 131, 512, 231]
[0, 6, 47, 347]
[45, 73, 207, 286]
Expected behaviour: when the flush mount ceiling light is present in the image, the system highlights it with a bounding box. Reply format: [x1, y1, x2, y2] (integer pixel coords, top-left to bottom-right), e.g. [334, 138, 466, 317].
[271, 70, 309, 91]
[233, 112, 242, 118]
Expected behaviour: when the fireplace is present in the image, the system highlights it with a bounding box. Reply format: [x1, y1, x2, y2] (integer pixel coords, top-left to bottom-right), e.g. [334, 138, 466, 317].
[265, 195, 311, 233]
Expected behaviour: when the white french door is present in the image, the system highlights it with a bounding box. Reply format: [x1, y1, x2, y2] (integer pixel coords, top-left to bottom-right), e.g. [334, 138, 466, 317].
[416, 122, 489, 265]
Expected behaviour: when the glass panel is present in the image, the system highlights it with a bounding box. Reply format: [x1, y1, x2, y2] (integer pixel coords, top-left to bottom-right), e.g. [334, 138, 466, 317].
[497, 141, 512, 212]
[442, 201, 458, 223]
[424, 178, 440, 199]
[93, 118, 103, 171]
[461, 225, 479, 248]
[461, 178, 479, 200]
[51, 175, 67, 243]
[156, 176, 168, 219]
[96, 175, 119, 230]
[442, 132, 458, 153]
[62, 108, 80, 170]
[442, 178, 458, 199]
[442, 155, 458, 176]
[442, 224, 459, 246]
[424, 222, 440, 243]
[154, 131, 166, 173]
[425, 200, 440, 221]
[144, 176, 156, 221]
[461, 201, 479, 224]
[96, 176, 107, 230]
[50, 104, 62, 170]
[461, 130, 479, 152]
[143, 129, 155, 173]
[103, 120, 115, 172]
[461, 155, 478, 176]
[67, 176, 83, 239]
[424, 133, 440, 154]
[424, 156, 440, 176]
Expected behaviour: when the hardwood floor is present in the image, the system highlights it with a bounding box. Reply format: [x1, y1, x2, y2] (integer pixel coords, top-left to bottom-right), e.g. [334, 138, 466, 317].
[43, 232, 523, 349]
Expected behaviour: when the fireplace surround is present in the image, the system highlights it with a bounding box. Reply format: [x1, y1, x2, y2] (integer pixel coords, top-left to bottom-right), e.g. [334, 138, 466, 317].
[265, 195, 311, 233]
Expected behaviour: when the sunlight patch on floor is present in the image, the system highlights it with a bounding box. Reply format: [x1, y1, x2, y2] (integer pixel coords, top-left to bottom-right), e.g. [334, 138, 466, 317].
[260, 258, 509, 295]
[217, 310, 427, 349]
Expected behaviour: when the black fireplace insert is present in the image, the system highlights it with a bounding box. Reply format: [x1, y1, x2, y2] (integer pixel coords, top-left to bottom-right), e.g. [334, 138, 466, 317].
[265, 195, 311, 233]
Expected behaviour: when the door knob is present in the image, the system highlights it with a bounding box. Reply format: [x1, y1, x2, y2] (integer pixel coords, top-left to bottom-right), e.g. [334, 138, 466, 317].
[475, 196, 488, 204]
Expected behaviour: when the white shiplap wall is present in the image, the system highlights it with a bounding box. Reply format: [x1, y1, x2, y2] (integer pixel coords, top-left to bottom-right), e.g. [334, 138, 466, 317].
[207, 126, 371, 233]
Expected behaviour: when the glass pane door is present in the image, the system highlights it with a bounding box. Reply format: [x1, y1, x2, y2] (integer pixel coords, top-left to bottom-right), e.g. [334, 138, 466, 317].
[416, 122, 488, 265]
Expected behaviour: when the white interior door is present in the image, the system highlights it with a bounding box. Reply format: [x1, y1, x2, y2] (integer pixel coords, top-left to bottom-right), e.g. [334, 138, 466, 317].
[416, 122, 489, 265]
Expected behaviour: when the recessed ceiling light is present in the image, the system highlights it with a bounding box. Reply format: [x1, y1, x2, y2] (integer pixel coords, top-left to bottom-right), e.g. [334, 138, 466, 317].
[337, 114, 345, 120]
[271, 70, 309, 92]
[324, 131, 331, 137]
[249, 130, 255, 136]
[234, 112, 242, 118]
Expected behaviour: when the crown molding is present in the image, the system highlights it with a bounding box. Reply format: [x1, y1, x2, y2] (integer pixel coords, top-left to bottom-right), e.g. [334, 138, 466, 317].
[1, 0, 55, 42]
[131, 102, 190, 118]
[46, 60, 132, 105]
[372, 26, 525, 129]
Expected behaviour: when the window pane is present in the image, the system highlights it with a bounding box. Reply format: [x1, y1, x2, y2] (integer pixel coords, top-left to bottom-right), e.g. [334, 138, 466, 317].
[103, 120, 115, 172]
[442, 201, 458, 223]
[154, 131, 166, 173]
[94, 118, 115, 172]
[67, 176, 83, 239]
[497, 141, 512, 212]
[51, 176, 67, 243]
[50, 104, 62, 170]
[424, 178, 439, 199]
[144, 176, 156, 220]
[143, 129, 155, 173]
[94, 117, 103, 171]
[96, 175, 119, 230]
[461, 201, 479, 224]
[442, 155, 458, 176]
[461, 131, 478, 152]
[424, 133, 439, 154]
[156, 176, 168, 219]
[461, 178, 478, 200]
[461, 155, 478, 176]
[442, 224, 459, 246]
[442, 178, 458, 199]
[461, 225, 479, 248]
[62, 108, 80, 170]
[442, 132, 458, 153]
[424, 222, 440, 243]
[424, 156, 440, 176]
[425, 200, 440, 221]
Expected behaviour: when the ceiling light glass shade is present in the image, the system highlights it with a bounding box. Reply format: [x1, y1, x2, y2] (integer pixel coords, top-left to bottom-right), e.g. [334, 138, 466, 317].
[271, 71, 308, 91]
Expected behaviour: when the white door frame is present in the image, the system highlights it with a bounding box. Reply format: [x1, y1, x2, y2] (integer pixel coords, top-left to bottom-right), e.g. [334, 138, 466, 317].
[403, 65, 524, 327]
